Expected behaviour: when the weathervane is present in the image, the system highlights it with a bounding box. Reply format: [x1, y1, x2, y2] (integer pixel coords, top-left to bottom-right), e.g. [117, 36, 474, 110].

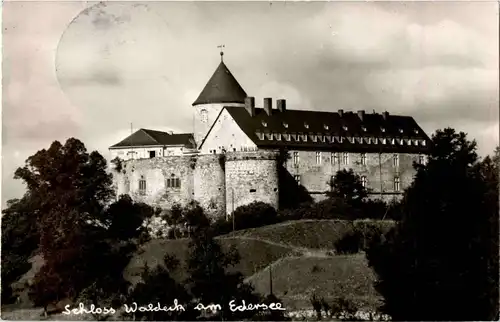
[217, 44, 225, 62]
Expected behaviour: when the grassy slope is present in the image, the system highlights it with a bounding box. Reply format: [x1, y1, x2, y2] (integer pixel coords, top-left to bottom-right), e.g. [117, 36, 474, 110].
[246, 254, 382, 311]
[228, 219, 396, 250]
[124, 236, 298, 285]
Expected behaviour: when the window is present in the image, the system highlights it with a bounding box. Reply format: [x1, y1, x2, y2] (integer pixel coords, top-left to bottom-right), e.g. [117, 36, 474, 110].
[312, 135, 317, 142]
[284, 134, 291, 141]
[293, 152, 299, 165]
[276, 133, 282, 141]
[124, 179, 130, 193]
[324, 124, 329, 130]
[294, 175, 301, 185]
[418, 154, 425, 165]
[139, 176, 146, 195]
[361, 176, 367, 188]
[342, 152, 349, 165]
[149, 151, 156, 158]
[249, 189, 256, 193]
[329, 175, 335, 187]
[394, 177, 400, 192]
[393, 154, 399, 167]
[304, 122, 309, 129]
[167, 175, 181, 188]
[262, 121, 267, 127]
[421, 140, 426, 146]
[316, 152, 321, 165]
[283, 122, 289, 128]
[360, 153, 367, 165]
[200, 109, 208, 123]
[331, 152, 339, 165]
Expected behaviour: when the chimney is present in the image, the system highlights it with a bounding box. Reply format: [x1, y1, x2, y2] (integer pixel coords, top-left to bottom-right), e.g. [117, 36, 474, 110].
[338, 109, 344, 117]
[264, 98, 273, 116]
[245, 97, 255, 117]
[277, 99, 286, 112]
[382, 111, 389, 121]
[357, 110, 365, 122]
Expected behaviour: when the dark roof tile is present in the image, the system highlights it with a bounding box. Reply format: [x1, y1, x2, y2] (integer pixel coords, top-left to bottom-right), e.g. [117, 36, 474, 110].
[224, 107, 431, 153]
[192, 61, 247, 106]
[110, 129, 195, 149]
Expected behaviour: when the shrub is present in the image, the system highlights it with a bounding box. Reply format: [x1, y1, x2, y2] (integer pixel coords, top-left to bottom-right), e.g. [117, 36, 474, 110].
[232, 202, 278, 230]
[334, 230, 362, 254]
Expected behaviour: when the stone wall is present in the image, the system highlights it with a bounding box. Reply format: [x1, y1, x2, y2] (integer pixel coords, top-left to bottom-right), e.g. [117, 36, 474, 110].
[113, 156, 195, 209]
[193, 154, 226, 219]
[285, 150, 421, 196]
[225, 150, 280, 215]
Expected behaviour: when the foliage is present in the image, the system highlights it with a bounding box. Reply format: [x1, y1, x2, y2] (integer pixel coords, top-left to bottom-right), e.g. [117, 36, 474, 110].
[3, 138, 129, 311]
[327, 169, 368, 205]
[103, 195, 156, 240]
[334, 230, 362, 254]
[1, 196, 41, 304]
[128, 255, 195, 321]
[232, 201, 278, 230]
[366, 129, 499, 321]
[110, 157, 123, 173]
[185, 226, 261, 320]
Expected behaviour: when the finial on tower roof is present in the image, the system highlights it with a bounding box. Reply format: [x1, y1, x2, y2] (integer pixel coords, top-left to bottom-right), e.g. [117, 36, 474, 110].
[217, 44, 225, 62]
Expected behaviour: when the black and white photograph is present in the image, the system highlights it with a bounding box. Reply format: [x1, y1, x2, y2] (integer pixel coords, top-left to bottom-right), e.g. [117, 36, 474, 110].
[1, 1, 499, 321]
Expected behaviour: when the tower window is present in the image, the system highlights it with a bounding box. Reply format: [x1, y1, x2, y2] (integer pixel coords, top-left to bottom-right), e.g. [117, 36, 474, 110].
[360, 153, 367, 165]
[418, 154, 425, 165]
[342, 152, 349, 165]
[293, 152, 299, 165]
[139, 176, 146, 195]
[316, 152, 321, 165]
[294, 175, 301, 185]
[393, 154, 399, 167]
[394, 176, 401, 192]
[149, 151, 156, 158]
[361, 176, 367, 188]
[200, 109, 208, 123]
[331, 152, 339, 165]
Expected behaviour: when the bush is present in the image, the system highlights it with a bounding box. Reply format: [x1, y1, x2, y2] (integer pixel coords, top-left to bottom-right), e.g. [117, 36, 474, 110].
[334, 230, 362, 254]
[211, 217, 233, 236]
[232, 202, 278, 230]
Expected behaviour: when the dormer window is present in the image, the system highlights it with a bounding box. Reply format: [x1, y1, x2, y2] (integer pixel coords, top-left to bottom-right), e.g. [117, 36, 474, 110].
[399, 139, 404, 145]
[276, 133, 282, 141]
[343, 125, 348, 131]
[366, 137, 372, 144]
[361, 126, 367, 132]
[421, 140, 426, 146]
[312, 135, 317, 142]
[256, 132, 264, 140]
[303, 134, 308, 142]
[339, 137, 344, 143]
[373, 137, 378, 144]
[413, 139, 418, 146]
[265, 132, 273, 140]
[262, 121, 268, 127]
[381, 138, 387, 144]
[283, 122, 289, 128]
[399, 128, 404, 134]
[381, 127, 386, 133]
[390, 138, 395, 145]
[284, 134, 291, 141]
[291, 133, 297, 141]
[414, 129, 419, 134]
[324, 124, 329, 130]
[304, 122, 309, 129]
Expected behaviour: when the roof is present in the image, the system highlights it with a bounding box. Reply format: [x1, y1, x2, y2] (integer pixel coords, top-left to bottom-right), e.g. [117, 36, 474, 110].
[192, 61, 247, 106]
[109, 129, 195, 149]
[222, 107, 432, 153]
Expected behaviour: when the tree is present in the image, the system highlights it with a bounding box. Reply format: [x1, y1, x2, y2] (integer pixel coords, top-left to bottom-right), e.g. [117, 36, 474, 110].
[12, 138, 116, 310]
[232, 201, 278, 230]
[103, 195, 155, 240]
[327, 169, 368, 205]
[366, 129, 499, 321]
[128, 255, 195, 321]
[185, 226, 260, 320]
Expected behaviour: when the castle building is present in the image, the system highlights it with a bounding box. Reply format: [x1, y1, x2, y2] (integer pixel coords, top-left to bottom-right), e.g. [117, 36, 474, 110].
[110, 52, 431, 218]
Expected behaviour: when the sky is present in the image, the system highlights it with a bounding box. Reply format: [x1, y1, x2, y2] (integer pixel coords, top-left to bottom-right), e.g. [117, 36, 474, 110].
[2, 0, 499, 205]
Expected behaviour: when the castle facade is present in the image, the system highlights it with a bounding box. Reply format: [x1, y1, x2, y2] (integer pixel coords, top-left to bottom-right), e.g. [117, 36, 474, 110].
[109, 54, 431, 218]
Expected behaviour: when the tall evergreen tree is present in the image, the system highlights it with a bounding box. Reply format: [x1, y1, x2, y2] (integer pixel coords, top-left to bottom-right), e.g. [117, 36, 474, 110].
[366, 129, 499, 321]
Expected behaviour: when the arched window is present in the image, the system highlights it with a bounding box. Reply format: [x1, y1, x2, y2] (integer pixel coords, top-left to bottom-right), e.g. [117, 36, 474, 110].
[361, 176, 367, 188]
[200, 109, 208, 123]
[167, 174, 181, 188]
[139, 175, 146, 195]
[394, 177, 400, 192]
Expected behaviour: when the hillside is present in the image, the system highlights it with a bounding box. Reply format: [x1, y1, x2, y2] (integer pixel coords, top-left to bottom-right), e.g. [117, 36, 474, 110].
[227, 219, 396, 249]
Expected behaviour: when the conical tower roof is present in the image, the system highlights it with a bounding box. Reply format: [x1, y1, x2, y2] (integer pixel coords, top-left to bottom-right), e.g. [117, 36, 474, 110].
[192, 60, 247, 106]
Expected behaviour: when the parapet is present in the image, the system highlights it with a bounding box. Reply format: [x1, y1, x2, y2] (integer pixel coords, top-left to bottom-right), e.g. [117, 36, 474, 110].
[225, 150, 280, 162]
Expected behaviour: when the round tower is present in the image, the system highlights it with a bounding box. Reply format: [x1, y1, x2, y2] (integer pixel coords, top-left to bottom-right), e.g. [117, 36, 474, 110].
[225, 150, 280, 216]
[192, 52, 247, 148]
